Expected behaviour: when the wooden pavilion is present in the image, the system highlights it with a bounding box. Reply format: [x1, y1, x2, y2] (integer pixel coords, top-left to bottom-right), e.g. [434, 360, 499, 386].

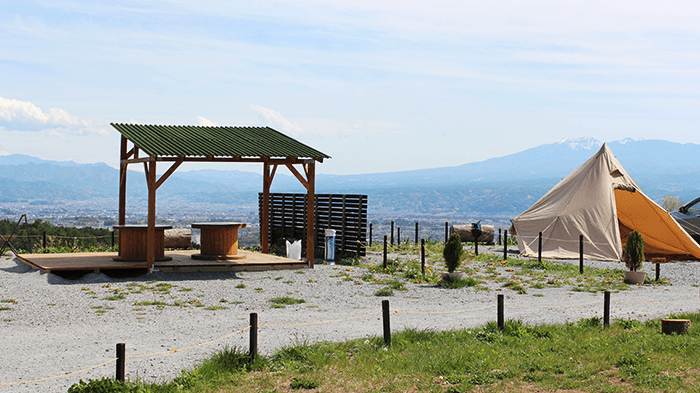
[111, 123, 330, 272]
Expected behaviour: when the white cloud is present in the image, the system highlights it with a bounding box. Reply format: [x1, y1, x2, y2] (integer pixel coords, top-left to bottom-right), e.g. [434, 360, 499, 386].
[249, 105, 305, 136]
[0, 96, 108, 135]
[196, 116, 217, 126]
[46, 129, 67, 140]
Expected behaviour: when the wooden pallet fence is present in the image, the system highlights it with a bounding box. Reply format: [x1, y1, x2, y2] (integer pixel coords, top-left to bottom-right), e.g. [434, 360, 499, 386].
[258, 193, 368, 257]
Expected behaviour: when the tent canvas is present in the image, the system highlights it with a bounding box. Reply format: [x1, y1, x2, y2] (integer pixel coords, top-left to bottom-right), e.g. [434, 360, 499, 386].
[511, 143, 700, 261]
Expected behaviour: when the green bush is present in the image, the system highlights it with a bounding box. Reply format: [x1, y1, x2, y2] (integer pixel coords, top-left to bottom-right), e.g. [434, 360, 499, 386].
[443, 233, 463, 273]
[624, 230, 644, 271]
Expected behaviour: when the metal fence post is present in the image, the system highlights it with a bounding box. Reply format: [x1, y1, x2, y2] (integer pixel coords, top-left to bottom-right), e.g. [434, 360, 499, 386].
[390, 221, 394, 246]
[383, 235, 388, 269]
[116, 343, 125, 381]
[421, 239, 425, 275]
[250, 313, 258, 360]
[604, 291, 610, 328]
[382, 300, 391, 346]
[497, 294, 504, 330]
[579, 235, 584, 274]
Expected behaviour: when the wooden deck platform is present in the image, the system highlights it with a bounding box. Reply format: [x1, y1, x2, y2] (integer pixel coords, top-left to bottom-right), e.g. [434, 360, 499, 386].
[16, 250, 309, 274]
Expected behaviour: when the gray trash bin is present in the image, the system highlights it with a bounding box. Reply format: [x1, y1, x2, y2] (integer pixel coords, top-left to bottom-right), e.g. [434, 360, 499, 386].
[324, 229, 336, 264]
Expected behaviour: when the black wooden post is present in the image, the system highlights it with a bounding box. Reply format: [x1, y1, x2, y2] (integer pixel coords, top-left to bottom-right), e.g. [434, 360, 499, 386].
[42, 231, 47, 249]
[383, 235, 388, 269]
[503, 231, 508, 261]
[397, 227, 401, 245]
[111, 231, 115, 248]
[604, 291, 610, 328]
[390, 221, 394, 246]
[116, 343, 125, 381]
[444, 222, 449, 243]
[579, 235, 584, 274]
[538, 231, 542, 263]
[415, 222, 419, 244]
[498, 228, 502, 246]
[656, 263, 661, 281]
[497, 294, 504, 330]
[382, 300, 391, 346]
[250, 313, 258, 360]
[474, 238, 479, 256]
[369, 223, 373, 246]
[420, 239, 425, 275]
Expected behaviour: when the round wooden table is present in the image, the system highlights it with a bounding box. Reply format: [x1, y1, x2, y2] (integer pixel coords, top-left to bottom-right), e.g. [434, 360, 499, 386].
[191, 222, 247, 260]
[113, 225, 173, 262]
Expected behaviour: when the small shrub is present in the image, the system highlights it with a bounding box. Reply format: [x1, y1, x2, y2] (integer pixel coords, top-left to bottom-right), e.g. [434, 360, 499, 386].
[443, 233, 463, 273]
[374, 287, 394, 296]
[269, 297, 306, 305]
[624, 230, 644, 271]
[387, 279, 407, 291]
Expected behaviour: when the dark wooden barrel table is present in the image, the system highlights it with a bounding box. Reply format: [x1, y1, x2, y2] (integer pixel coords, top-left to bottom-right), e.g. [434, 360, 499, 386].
[113, 224, 173, 262]
[191, 222, 247, 260]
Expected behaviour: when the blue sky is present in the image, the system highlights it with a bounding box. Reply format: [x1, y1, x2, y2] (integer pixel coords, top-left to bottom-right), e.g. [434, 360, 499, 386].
[1, 1, 699, 175]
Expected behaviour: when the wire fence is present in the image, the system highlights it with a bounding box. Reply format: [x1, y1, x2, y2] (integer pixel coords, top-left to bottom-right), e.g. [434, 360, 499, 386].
[2, 292, 698, 387]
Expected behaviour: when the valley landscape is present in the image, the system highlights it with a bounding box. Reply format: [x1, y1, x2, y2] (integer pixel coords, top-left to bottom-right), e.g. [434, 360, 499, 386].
[1, 137, 698, 242]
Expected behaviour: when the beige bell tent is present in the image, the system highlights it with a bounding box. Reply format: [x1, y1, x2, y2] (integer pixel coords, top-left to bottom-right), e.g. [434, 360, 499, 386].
[511, 143, 700, 261]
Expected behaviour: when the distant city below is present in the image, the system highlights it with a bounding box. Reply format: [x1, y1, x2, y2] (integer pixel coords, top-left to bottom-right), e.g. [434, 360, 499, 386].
[1, 137, 698, 237]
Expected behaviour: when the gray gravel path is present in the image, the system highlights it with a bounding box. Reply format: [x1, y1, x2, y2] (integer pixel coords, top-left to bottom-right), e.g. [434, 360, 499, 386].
[1, 250, 699, 392]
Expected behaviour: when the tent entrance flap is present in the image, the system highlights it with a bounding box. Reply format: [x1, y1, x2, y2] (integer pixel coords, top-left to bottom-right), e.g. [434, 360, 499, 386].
[614, 189, 700, 260]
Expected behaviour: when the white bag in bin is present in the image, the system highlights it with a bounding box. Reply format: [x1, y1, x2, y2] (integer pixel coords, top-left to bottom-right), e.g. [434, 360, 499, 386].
[286, 239, 302, 260]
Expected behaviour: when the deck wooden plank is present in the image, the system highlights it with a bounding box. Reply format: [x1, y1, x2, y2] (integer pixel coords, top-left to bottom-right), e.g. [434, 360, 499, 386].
[16, 250, 308, 273]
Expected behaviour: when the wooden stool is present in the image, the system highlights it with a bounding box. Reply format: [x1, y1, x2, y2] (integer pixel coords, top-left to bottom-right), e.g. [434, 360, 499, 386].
[662, 319, 691, 335]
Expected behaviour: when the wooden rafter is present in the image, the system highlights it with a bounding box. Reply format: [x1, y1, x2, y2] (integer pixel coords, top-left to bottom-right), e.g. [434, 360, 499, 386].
[155, 157, 184, 190]
[286, 163, 309, 190]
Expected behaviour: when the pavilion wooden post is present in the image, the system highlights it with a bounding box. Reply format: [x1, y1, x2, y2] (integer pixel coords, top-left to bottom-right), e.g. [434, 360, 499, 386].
[118, 136, 128, 254]
[306, 161, 315, 267]
[147, 155, 157, 272]
[261, 162, 273, 254]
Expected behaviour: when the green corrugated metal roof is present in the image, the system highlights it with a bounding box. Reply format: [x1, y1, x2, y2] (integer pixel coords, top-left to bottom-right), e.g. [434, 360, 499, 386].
[111, 123, 330, 160]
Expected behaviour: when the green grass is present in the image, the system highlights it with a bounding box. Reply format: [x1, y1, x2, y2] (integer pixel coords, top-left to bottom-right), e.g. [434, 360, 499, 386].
[269, 296, 306, 306]
[374, 287, 394, 296]
[69, 312, 700, 392]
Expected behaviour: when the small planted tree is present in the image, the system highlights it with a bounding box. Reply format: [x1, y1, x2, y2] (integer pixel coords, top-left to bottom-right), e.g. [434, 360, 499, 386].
[443, 233, 463, 273]
[624, 230, 644, 272]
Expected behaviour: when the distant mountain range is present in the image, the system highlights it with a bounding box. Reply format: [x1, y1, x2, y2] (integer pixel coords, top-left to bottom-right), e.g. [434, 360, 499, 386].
[1, 137, 699, 219]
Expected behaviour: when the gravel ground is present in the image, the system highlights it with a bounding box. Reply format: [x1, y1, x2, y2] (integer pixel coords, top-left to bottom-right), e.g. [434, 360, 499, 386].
[1, 249, 699, 392]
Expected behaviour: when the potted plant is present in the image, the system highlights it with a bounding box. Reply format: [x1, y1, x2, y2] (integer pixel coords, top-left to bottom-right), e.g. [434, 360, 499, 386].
[442, 232, 464, 281]
[623, 230, 646, 284]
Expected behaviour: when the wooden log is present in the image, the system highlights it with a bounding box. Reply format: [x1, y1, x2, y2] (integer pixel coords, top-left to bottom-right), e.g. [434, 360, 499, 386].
[662, 319, 691, 335]
[451, 225, 495, 244]
[164, 228, 192, 249]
